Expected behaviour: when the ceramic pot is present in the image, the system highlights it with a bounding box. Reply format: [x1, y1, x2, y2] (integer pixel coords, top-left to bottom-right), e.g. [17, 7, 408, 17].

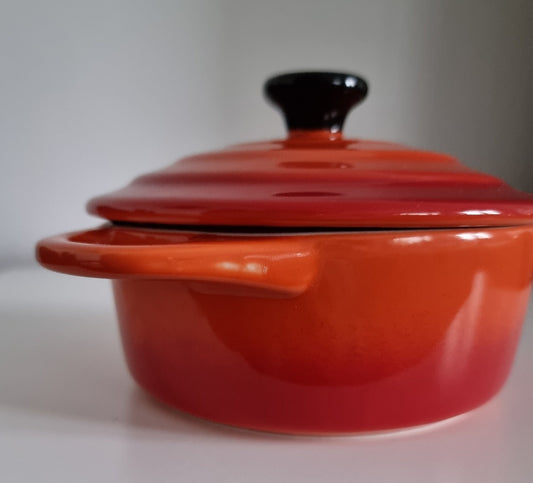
[37, 72, 533, 434]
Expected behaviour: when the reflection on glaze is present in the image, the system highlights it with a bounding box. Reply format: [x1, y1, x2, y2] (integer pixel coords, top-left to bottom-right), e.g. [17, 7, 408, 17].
[216, 261, 267, 275]
[439, 272, 486, 383]
[392, 235, 432, 245]
[461, 209, 501, 216]
[456, 232, 492, 241]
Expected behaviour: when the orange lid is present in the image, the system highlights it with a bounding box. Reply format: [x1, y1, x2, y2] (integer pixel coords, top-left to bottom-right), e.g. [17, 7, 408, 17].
[88, 72, 533, 229]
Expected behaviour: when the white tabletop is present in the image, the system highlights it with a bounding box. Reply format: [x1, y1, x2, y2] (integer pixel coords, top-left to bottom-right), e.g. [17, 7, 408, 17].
[1, 265, 532, 482]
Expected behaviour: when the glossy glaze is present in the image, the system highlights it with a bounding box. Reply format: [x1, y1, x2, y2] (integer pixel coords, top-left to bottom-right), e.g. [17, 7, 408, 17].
[35, 71, 533, 434]
[37, 224, 533, 433]
[264, 71, 368, 132]
[36, 226, 316, 296]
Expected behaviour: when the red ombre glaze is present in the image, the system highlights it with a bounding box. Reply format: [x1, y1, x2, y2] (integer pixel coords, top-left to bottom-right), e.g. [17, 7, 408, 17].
[35, 71, 533, 434]
[37, 225, 533, 433]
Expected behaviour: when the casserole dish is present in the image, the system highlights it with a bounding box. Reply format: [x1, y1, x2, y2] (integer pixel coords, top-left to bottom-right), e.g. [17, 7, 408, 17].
[37, 72, 533, 435]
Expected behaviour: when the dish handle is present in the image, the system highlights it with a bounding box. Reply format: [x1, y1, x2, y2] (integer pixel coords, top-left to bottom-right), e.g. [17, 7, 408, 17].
[36, 225, 317, 297]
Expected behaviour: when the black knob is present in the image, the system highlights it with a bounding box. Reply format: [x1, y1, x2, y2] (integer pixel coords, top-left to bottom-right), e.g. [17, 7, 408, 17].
[264, 71, 368, 133]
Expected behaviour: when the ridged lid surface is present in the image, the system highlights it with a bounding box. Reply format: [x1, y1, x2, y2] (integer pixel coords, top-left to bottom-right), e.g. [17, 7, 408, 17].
[88, 72, 533, 228]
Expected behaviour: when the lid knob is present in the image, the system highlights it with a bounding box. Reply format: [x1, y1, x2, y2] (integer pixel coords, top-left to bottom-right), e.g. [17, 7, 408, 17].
[264, 71, 368, 134]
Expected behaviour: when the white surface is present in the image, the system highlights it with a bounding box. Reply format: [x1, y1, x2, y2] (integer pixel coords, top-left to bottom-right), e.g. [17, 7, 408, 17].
[2, 0, 533, 264]
[1, 266, 533, 482]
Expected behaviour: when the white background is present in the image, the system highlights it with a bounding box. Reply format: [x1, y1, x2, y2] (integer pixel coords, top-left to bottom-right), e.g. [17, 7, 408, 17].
[1, 267, 533, 482]
[1, 0, 532, 267]
[2, 2, 533, 481]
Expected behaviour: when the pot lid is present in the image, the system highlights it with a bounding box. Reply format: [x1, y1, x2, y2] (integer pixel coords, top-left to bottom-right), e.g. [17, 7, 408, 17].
[88, 71, 533, 229]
